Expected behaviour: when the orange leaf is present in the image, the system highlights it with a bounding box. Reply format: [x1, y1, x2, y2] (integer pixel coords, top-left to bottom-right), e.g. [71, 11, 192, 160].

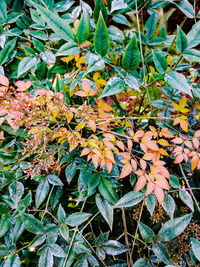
[172, 137, 183, 144]
[147, 141, 159, 151]
[146, 182, 155, 196]
[194, 130, 200, 138]
[140, 159, 147, 171]
[119, 163, 132, 179]
[154, 185, 164, 205]
[131, 159, 137, 171]
[174, 154, 184, 164]
[116, 140, 125, 151]
[191, 154, 199, 171]
[192, 137, 199, 149]
[160, 128, 174, 138]
[135, 176, 146, 192]
[0, 75, 9, 87]
[158, 139, 170, 146]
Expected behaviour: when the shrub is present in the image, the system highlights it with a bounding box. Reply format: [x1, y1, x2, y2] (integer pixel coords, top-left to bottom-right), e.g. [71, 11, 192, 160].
[0, 0, 200, 266]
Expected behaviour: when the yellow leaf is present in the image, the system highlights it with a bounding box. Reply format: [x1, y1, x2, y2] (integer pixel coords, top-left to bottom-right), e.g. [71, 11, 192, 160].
[61, 56, 74, 63]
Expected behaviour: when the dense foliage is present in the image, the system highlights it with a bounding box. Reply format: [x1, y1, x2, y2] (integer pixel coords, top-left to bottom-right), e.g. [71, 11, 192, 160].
[0, 0, 200, 266]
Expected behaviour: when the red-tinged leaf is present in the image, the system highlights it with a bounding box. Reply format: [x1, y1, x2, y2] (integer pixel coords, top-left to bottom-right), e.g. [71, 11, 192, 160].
[158, 139, 170, 146]
[192, 137, 199, 149]
[184, 140, 193, 149]
[147, 141, 159, 151]
[180, 118, 188, 132]
[92, 155, 99, 169]
[154, 185, 165, 205]
[159, 148, 169, 156]
[131, 159, 137, 171]
[140, 159, 147, 170]
[143, 153, 155, 161]
[81, 148, 90, 156]
[160, 128, 174, 138]
[127, 139, 133, 150]
[106, 160, 113, 173]
[82, 79, 90, 91]
[88, 120, 96, 132]
[154, 175, 169, 190]
[116, 140, 125, 151]
[16, 80, 31, 91]
[174, 154, 184, 164]
[0, 117, 4, 125]
[0, 75, 9, 87]
[191, 154, 199, 171]
[135, 175, 146, 192]
[103, 133, 116, 142]
[89, 89, 98, 96]
[119, 163, 132, 179]
[75, 90, 87, 97]
[172, 137, 183, 144]
[146, 182, 155, 196]
[194, 130, 200, 138]
[140, 143, 147, 153]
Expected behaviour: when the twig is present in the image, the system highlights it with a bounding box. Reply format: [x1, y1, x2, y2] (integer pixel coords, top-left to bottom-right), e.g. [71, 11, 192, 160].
[130, 199, 144, 260]
[179, 164, 200, 213]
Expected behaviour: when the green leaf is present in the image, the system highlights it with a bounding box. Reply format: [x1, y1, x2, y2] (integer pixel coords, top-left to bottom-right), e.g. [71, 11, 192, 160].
[85, 53, 105, 73]
[114, 192, 145, 208]
[32, 1, 75, 42]
[176, 26, 188, 53]
[162, 194, 175, 219]
[169, 175, 179, 188]
[99, 76, 125, 99]
[187, 20, 200, 49]
[47, 174, 63, 186]
[165, 71, 192, 97]
[0, 214, 11, 238]
[170, 0, 195, 18]
[35, 180, 50, 209]
[133, 258, 150, 266]
[138, 222, 156, 243]
[94, 0, 107, 23]
[49, 244, 66, 257]
[0, 0, 7, 24]
[56, 42, 80, 57]
[0, 37, 17, 65]
[57, 204, 66, 222]
[9, 181, 24, 208]
[96, 194, 113, 230]
[112, 14, 130, 26]
[110, 0, 128, 13]
[30, 235, 46, 248]
[65, 212, 91, 227]
[32, 37, 45, 52]
[98, 178, 118, 205]
[145, 193, 156, 216]
[122, 34, 140, 72]
[152, 50, 168, 73]
[100, 240, 128, 255]
[3, 254, 20, 267]
[87, 173, 101, 193]
[18, 56, 37, 77]
[22, 213, 44, 234]
[77, 11, 90, 45]
[145, 12, 156, 40]
[65, 162, 77, 184]
[191, 238, 200, 261]
[0, 202, 9, 214]
[94, 12, 110, 57]
[179, 189, 194, 212]
[183, 49, 200, 62]
[125, 74, 140, 92]
[60, 223, 69, 241]
[158, 213, 192, 242]
[39, 248, 53, 267]
[152, 242, 171, 265]
[149, 84, 162, 100]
